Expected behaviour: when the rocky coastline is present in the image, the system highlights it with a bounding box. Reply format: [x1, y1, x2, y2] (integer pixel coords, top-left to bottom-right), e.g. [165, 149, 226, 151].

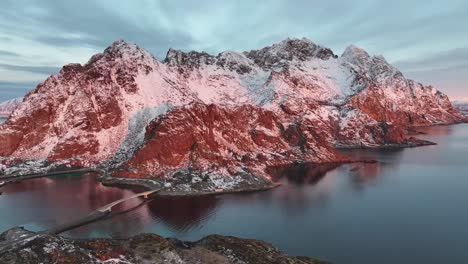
[0, 227, 329, 264]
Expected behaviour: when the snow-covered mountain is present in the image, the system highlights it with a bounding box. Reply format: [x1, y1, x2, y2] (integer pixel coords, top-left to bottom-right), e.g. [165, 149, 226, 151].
[453, 101, 468, 117]
[0, 38, 465, 190]
[0, 97, 22, 118]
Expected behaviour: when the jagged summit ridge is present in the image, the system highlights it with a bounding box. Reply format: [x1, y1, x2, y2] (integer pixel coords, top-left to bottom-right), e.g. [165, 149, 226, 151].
[163, 37, 337, 71]
[82, 38, 391, 75]
[244, 38, 337, 69]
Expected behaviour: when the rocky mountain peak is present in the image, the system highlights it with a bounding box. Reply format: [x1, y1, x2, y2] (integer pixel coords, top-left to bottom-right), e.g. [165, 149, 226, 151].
[342, 45, 369, 57]
[341, 45, 393, 67]
[341, 45, 371, 66]
[87, 39, 158, 68]
[105, 40, 143, 56]
[163, 48, 216, 68]
[341, 45, 400, 83]
[163, 48, 183, 65]
[59, 39, 159, 85]
[244, 38, 337, 69]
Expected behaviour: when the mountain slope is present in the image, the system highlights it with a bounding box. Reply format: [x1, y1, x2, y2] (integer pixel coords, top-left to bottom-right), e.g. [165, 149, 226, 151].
[0, 38, 465, 190]
[1, 41, 189, 164]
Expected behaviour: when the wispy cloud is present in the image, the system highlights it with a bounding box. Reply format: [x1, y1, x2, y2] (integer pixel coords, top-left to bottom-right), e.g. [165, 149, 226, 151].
[0, 63, 60, 75]
[0, 50, 20, 57]
[0, 80, 38, 90]
[394, 48, 468, 73]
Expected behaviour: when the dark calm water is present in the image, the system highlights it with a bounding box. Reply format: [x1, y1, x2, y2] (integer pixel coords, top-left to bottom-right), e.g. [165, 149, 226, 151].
[1, 124, 467, 264]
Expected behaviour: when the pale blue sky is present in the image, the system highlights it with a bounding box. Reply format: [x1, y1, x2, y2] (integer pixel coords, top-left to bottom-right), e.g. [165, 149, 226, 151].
[0, 0, 467, 101]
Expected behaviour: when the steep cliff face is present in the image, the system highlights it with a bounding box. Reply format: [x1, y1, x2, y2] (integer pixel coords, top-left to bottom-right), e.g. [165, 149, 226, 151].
[0, 38, 465, 183]
[114, 103, 345, 180]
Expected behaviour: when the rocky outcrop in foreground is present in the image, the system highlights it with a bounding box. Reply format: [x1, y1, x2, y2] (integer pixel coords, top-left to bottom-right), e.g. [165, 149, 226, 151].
[0, 227, 327, 264]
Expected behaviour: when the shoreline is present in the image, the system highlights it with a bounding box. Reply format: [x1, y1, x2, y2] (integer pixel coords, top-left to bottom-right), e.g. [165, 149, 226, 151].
[0, 159, 370, 196]
[100, 175, 283, 196]
[334, 137, 437, 150]
[0, 148, 411, 197]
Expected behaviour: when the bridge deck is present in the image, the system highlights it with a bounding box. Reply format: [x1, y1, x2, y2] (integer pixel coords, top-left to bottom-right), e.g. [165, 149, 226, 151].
[96, 189, 160, 213]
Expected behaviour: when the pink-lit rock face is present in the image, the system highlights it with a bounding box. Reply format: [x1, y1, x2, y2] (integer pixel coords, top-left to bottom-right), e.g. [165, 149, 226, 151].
[114, 103, 346, 179]
[0, 38, 465, 184]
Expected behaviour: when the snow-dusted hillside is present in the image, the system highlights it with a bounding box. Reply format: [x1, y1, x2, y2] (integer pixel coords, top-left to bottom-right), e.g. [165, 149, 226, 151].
[0, 97, 22, 117]
[0, 38, 465, 188]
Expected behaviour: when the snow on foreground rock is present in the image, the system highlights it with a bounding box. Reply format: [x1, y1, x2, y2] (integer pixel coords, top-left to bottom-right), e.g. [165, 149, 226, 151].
[0, 38, 466, 191]
[0, 227, 328, 264]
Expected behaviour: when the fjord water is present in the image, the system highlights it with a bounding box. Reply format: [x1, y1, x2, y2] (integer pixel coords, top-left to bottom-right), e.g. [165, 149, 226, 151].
[1, 124, 467, 264]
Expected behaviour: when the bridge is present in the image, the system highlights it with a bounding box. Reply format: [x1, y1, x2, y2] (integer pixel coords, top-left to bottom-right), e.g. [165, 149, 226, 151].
[96, 189, 160, 213]
[44, 189, 161, 234]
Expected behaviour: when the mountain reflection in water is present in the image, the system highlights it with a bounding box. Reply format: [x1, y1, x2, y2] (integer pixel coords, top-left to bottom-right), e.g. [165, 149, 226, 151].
[0, 161, 388, 237]
[267, 162, 340, 185]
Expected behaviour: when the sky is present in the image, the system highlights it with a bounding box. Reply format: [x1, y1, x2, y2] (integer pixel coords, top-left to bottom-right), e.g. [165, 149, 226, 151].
[0, 0, 467, 101]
